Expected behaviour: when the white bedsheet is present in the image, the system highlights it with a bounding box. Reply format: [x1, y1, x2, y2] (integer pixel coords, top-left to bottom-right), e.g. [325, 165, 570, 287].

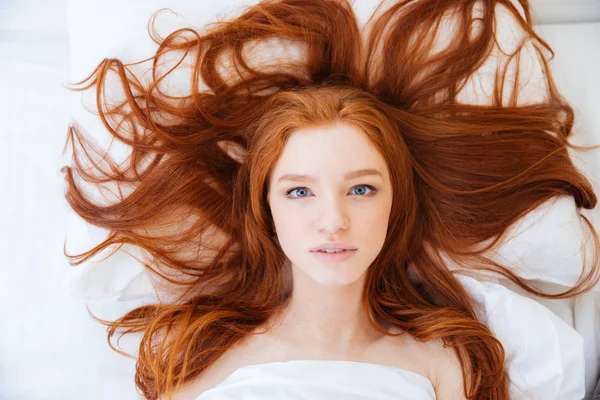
[1, 1, 599, 399]
[0, 1, 143, 399]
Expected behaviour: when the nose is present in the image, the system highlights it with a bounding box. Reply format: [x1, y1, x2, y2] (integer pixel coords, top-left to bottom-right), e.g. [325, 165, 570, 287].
[316, 197, 349, 234]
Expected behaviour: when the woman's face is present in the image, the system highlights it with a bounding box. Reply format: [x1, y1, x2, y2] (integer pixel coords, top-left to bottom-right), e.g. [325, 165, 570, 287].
[267, 121, 393, 286]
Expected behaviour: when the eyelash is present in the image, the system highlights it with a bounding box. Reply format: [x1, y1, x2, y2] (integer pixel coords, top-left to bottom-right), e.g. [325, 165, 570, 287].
[285, 185, 379, 199]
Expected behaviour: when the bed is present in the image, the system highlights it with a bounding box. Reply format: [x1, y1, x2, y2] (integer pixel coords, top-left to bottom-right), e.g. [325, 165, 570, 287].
[1, 0, 599, 399]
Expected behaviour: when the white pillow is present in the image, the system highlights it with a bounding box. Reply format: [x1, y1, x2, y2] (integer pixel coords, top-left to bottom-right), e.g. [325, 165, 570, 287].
[63, 210, 155, 301]
[456, 274, 585, 400]
[441, 195, 598, 290]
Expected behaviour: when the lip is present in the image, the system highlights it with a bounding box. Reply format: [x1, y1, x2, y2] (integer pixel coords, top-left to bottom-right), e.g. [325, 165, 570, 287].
[311, 249, 358, 263]
[310, 242, 357, 251]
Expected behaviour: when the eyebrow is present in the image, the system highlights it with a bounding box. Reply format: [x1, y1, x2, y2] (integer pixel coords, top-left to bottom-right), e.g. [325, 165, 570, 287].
[277, 168, 384, 184]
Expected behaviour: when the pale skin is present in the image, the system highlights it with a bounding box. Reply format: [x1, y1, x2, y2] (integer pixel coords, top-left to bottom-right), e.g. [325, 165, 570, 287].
[168, 122, 466, 399]
[265, 121, 396, 353]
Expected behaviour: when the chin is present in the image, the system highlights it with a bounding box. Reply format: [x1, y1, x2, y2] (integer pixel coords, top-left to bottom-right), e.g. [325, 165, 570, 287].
[305, 263, 369, 286]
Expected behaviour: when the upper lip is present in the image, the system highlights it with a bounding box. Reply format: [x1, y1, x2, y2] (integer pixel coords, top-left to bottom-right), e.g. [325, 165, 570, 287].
[311, 242, 357, 251]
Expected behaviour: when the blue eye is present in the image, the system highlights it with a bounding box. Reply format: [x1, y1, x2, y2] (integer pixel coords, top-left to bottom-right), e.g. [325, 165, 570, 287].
[285, 185, 378, 199]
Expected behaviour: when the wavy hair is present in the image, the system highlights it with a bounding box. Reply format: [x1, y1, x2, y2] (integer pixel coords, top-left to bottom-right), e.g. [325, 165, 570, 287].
[62, 0, 600, 398]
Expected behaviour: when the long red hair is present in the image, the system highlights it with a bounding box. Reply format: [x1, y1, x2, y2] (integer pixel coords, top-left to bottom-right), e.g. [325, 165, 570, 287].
[62, 0, 600, 398]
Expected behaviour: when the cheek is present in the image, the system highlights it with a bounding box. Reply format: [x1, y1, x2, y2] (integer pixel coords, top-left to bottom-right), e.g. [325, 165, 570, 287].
[272, 215, 308, 261]
[361, 216, 387, 239]
[271, 203, 304, 239]
[360, 205, 392, 242]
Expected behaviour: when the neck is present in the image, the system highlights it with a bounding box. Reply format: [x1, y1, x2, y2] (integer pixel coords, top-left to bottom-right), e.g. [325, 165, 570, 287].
[262, 264, 387, 355]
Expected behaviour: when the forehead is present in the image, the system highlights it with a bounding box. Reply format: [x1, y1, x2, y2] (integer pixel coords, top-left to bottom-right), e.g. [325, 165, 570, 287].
[270, 122, 387, 180]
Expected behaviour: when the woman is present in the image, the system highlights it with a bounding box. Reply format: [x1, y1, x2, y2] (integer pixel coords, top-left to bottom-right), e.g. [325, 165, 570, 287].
[62, 0, 600, 399]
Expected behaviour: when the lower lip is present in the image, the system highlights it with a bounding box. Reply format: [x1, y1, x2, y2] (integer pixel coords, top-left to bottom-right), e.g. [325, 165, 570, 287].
[311, 249, 357, 263]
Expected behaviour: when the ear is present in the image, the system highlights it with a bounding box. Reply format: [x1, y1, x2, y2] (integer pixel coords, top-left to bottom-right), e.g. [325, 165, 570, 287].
[217, 140, 246, 164]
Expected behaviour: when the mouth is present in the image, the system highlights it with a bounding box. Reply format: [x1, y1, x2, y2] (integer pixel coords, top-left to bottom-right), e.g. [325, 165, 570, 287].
[311, 249, 357, 263]
[312, 249, 355, 253]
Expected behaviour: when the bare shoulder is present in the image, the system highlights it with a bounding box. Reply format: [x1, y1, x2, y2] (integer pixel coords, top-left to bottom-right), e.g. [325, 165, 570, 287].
[166, 346, 247, 400]
[168, 361, 241, 400]
[383, 327, 467, 399]
[421, 337, 467, 400]
[167, 333, 269, 400]
[166, 371, 219, 400]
